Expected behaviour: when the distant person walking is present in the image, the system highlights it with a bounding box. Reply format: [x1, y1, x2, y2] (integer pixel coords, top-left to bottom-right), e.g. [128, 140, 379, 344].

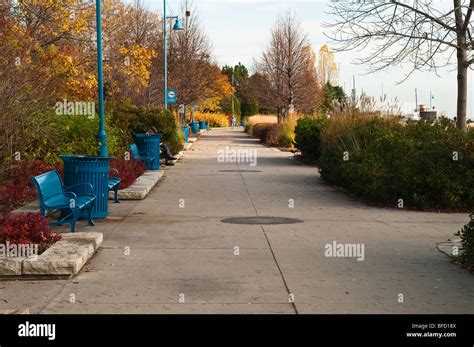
[231, 115, 236, 128]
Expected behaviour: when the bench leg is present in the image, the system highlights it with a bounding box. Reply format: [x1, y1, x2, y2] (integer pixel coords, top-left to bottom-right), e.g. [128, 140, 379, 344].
[113, 186, 120, 204]
[51, 209, 72, 227]
[70, 208, 80, 233]
[87, 200, 95, 227]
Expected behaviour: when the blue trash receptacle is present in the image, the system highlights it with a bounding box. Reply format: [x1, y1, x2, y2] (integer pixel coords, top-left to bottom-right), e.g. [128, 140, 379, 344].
[199, 121, 207, 130]
[60, 155, 111, 219]
[182, 126, 189, 143]
[190, 122, 200, 134]
[133, 133, 161, 170]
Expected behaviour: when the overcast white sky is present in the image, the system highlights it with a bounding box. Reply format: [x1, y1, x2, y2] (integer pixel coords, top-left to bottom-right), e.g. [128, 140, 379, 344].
[129, 0, 474, 119]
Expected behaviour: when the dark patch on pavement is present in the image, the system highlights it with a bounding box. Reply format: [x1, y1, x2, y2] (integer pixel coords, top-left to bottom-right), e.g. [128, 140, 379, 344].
[221, 217, 303, 225]
[218, 170, 262, 173]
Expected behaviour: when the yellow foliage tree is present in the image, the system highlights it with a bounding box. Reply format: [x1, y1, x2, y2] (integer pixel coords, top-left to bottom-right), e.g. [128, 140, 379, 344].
[318, 44, 339, 86]
[200, 67, 235, 112]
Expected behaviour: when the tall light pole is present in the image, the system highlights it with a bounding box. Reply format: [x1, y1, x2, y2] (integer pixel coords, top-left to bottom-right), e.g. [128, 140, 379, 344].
[96, 0, 107, 157]
[163, 0, 184, 110]
[231, 73, 235, 115]
[231, 72, 239, 115]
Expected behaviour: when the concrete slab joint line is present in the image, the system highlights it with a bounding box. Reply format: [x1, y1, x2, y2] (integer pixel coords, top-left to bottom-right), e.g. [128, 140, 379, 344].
[235, 164, 299, 314]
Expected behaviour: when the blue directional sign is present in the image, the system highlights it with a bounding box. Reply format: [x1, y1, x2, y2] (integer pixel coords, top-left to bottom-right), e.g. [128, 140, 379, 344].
[167, 89, 177, 104]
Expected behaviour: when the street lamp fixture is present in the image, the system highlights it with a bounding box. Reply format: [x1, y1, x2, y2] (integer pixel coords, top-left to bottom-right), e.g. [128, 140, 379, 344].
[172, 17, 184, 31]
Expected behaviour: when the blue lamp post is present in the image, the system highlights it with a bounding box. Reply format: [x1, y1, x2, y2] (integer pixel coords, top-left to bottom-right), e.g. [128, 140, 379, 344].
[96, 0, 107, 157]
[60, 0, 110, 221]
[163, 0, 184, 110]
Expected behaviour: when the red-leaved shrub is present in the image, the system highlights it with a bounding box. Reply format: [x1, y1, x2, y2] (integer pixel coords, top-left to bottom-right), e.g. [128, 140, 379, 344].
[110, 159, 146, 190]
[0, 161, 63, 214]
[0, 213, 62, 254]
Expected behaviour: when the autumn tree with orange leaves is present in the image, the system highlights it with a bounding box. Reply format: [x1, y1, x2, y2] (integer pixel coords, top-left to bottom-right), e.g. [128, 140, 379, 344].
[0, 0, 232, 168]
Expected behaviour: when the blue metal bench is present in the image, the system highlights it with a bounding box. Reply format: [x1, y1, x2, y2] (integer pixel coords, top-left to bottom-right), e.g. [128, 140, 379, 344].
[108, 168, 121, 204]
[31, 170, 96, 233]
[129, 143, 156, 169]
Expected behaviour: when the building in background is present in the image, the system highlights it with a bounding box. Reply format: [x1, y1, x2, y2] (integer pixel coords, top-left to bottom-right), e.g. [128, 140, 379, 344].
[419, 104, 437, 121]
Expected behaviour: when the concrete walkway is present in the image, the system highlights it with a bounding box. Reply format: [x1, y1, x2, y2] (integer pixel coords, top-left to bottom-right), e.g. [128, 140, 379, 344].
[1, 128, 473, 314]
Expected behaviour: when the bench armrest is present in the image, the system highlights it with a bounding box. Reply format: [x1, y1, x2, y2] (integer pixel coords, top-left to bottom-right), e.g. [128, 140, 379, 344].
[64, 183, 94, 196]
[64, 191, 78, 200]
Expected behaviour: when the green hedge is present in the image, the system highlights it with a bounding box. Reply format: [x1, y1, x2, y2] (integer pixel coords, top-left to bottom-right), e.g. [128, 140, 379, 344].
[457, 215, 474, 267]
[294, 117, 328, 161]
[110, 102, 183, 155]
[319, 117, 474, 211]
[19, 101, 184, 165]
[23, 111, 122, 164]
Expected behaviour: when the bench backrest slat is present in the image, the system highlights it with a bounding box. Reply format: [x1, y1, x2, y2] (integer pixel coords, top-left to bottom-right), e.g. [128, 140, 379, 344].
[31, 170, 64, 201]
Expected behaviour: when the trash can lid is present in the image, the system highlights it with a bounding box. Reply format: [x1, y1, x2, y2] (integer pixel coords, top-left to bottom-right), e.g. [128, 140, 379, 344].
[60, 155, 112, 161]
[133, 133, 161, 137]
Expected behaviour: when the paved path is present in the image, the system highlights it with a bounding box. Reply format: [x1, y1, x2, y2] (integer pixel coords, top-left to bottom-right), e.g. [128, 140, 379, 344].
[1, 128, 473, 314]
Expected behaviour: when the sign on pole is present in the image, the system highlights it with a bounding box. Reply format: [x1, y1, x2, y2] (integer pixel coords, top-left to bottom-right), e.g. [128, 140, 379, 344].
[166, 90, 177, 104]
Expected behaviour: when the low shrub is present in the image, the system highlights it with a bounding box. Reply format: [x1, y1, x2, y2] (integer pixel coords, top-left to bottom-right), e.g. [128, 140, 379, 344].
[146, 108, 184, 155]
[0, 160, 63, 214]
[277, 122, 296, 148]
[24, 111, 123, 163]
[244, 122, 254, 133]
[263, 124, 283, 146]
[456, 215, 474, 269]
[319, 117, 474, 211]
[294, 116, 329, 160]
[251, 121, 296, 148]
[111, 102, 184, 155]
[0, 213, 61, 254]
[193, 112, 228, 127]
[252, 123, 274, 141]
[110, 158, 146, 190]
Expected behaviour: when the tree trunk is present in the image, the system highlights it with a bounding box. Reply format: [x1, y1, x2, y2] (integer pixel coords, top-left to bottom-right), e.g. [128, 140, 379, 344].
[288, 90, 294, 118]
[277, 106, 282, 123]
[456, 47, 468, 131]
[455, 0, 468, 131]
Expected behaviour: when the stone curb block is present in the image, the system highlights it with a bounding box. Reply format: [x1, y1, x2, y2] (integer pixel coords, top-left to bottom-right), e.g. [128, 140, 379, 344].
[109, 171, 164, 201]
[0, 232, 103, 277]
[437, 239, 463, 258]
[0, 258, 24, 276]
